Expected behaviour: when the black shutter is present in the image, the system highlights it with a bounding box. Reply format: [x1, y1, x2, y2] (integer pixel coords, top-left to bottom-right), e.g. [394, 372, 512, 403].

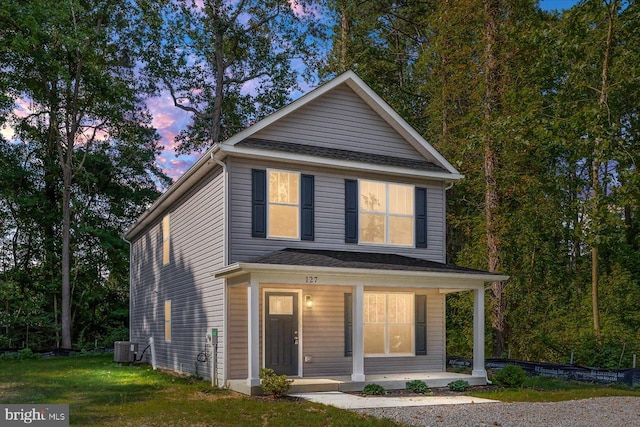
[344, 293, 353, 356]
[415, 294, 427, 355]
[251, 169, 266, 238]
[301, 174, 315, 241]
[345, 179, 358, 243]
[415, 187, 427, 248]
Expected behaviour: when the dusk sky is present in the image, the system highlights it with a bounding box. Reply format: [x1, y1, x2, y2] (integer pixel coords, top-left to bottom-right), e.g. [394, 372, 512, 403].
[152, 0, 581, 182]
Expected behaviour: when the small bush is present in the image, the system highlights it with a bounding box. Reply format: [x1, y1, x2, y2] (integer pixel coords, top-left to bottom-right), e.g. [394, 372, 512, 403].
[448, 380, 470, 392]
[362, 383, 386, 395]
[259, 368, 293, 397]
[494, 365, 527, 388]
[405, 379, 433, 395]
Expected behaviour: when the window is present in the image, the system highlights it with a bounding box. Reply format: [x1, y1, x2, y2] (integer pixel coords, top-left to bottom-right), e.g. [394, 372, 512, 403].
[253, 169, 314, 240]
[268, 170, 300, 239]
[164, 300, 172, 342]
[162, 214, 170, 265]
[364, 293, 414, 356]
[359, 180, 414, 246]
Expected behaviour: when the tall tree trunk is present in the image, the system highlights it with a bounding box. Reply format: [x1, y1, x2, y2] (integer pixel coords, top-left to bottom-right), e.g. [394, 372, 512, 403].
[211, 0, 225, 145]
[340, 1, 349, 71]
[591, 0, 616, 342]
[60, 157, 73, 349]
[482, 0, 506, 357]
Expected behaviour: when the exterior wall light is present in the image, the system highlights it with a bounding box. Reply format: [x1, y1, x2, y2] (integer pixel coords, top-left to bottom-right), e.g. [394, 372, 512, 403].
[305, 295, 313, 309]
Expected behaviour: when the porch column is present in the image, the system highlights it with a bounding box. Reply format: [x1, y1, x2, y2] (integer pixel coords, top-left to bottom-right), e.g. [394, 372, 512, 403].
[472, 286, 487, 378]
[247, 279, 260, 386]
[351, 284, 365, 381]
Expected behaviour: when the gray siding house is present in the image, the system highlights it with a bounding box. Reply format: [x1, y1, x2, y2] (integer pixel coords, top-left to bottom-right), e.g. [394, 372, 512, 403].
[124, 71, 507, 394]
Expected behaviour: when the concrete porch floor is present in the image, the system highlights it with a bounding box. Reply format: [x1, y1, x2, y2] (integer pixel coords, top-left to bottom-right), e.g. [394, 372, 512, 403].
[228, 372, 486, 395]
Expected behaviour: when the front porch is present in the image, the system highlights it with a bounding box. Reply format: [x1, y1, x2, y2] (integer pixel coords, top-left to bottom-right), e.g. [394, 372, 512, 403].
[228, 371, 486, 395]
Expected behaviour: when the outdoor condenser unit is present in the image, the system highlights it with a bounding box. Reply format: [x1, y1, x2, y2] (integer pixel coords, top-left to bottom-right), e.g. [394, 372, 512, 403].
[114, 341, 138, 363]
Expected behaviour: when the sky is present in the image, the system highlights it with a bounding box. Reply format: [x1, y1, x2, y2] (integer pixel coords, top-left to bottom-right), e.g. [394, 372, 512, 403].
[151, 0, 582, 182]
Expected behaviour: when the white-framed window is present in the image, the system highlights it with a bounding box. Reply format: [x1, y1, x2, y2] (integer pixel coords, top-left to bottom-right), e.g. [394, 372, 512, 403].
[364, 292, 414, 356]
[267, 169, 300, 239]
[359, 180, 414, 246]
[162, 214, 170, 265]
[164, 300, 172, 342]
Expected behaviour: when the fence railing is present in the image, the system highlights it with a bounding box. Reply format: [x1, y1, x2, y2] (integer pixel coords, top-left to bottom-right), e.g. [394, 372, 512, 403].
[447, 357, 640, 387]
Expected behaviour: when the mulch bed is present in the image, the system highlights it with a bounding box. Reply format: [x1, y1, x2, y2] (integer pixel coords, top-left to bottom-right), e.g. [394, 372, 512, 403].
[348, 384, 499, 397]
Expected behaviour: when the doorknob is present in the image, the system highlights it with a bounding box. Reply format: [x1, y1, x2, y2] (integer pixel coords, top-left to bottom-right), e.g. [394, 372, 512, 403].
[294, 336, 299, 345]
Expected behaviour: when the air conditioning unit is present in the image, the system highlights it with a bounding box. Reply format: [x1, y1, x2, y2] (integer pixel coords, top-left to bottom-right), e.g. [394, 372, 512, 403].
[114, 341, 138, 363]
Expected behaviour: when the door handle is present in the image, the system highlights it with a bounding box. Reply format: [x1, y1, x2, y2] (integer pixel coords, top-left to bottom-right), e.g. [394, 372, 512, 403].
[294, 336, 299, 345]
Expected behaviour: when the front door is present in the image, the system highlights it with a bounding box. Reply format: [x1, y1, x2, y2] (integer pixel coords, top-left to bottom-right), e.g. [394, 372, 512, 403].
[265, 292, 298, 376]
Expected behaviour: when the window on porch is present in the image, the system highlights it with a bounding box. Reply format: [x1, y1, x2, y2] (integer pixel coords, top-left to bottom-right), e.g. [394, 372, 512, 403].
[363, 292, 414, 356]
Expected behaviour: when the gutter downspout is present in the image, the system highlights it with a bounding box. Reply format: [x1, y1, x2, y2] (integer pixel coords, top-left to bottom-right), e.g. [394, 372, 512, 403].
[210, 144, 228, 388]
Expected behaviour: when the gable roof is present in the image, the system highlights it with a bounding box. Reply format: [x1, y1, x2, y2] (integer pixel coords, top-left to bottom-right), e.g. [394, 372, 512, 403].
[124, 71, 461, 240]
[216, 71, 461, 177]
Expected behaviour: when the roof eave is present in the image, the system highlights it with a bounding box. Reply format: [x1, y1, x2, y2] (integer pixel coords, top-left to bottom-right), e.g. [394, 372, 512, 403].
[215, 145, 464, 181]
[214, 262, 509, 283]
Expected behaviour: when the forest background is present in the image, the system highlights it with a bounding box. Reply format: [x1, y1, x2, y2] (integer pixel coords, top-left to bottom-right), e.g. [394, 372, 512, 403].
[0, 0, 638, 369]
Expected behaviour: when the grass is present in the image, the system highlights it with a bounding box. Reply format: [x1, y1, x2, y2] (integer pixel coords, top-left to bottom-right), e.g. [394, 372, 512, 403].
[469, 375, 640, 402]
[0, 355, 399, 426]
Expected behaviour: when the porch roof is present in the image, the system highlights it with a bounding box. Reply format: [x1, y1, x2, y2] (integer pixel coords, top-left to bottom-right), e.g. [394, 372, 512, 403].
[214, 248, 508, 283]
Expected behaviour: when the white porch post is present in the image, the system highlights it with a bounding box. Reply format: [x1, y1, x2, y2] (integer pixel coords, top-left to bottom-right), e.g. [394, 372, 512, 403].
[351, 284, 365, 381]
[472, 286, 487, 378]
[247, 279, 260, 386]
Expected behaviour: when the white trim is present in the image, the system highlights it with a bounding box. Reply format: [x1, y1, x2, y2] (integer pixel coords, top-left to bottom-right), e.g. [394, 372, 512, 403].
[262, 288, 304, 378]
[214, 262, 509, 284]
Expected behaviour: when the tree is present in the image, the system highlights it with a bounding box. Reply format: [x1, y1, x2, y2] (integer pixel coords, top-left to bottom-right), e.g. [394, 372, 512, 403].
[0, 0, 166, 349]
[138, 0, 324, 154]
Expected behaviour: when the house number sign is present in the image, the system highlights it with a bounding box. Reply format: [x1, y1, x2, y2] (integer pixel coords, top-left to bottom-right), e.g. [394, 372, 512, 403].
[305, 276, 318, 283]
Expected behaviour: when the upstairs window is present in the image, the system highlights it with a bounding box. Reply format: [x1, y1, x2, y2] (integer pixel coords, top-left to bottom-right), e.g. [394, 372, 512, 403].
[359, 180, 414, 247]
[162, 214, 170, 265]
[252, 169, 314, 241]
[268, 170, 300, 239]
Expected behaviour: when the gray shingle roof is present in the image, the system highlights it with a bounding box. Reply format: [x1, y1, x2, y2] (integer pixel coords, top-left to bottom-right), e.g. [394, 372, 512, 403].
[236, 138, 446, 172]
[250, 248, 498, 276]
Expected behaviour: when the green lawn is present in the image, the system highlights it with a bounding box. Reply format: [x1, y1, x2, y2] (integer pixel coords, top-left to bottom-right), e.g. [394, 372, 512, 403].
[0, 355, 399, 426]
[469, 375, 640, 402]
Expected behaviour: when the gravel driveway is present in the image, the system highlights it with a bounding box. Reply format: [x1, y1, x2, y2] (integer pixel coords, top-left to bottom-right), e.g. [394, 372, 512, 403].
[356, 396, 640, 427]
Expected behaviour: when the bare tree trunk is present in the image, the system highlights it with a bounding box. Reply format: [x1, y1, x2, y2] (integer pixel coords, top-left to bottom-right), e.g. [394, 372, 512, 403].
[340, 2, 349, 71]
[60, 159, 73, 349]
[482, 0, 506, 357]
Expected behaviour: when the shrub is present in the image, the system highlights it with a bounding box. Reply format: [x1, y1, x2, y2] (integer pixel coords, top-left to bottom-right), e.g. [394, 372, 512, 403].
[405, 379, 433, 395]
[448, 380, 470, 392]
[259, 368, 293, 397]
[494, 365, 527, 388]
[362, 383, 386, 395]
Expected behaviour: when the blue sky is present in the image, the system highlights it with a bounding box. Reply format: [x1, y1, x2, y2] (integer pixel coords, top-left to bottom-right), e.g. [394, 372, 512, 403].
[540, 0, 581, 11]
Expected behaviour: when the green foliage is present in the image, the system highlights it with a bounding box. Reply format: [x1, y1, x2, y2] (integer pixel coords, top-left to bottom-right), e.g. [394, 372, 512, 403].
[259, 368, 293, 398]
[494, 365, 527, 388]
[362, 383, 386, 396]
[0, 348, 40, 361]
[448, 380, 470, 392]
[1, 356, 398, 426]
[405, 380, 433, 395]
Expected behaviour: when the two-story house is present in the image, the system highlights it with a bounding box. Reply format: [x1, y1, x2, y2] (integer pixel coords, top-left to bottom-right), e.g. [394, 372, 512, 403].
[124, 71, 507, 394]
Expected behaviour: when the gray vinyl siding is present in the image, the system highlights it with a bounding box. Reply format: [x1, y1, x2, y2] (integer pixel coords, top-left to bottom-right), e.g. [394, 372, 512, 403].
[228, 158, 446, 263]
[251, 84, 426, 161]
[227, 286, 248, 379]
[130, 166, 225, 381]
[364, 288, 445, 375]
